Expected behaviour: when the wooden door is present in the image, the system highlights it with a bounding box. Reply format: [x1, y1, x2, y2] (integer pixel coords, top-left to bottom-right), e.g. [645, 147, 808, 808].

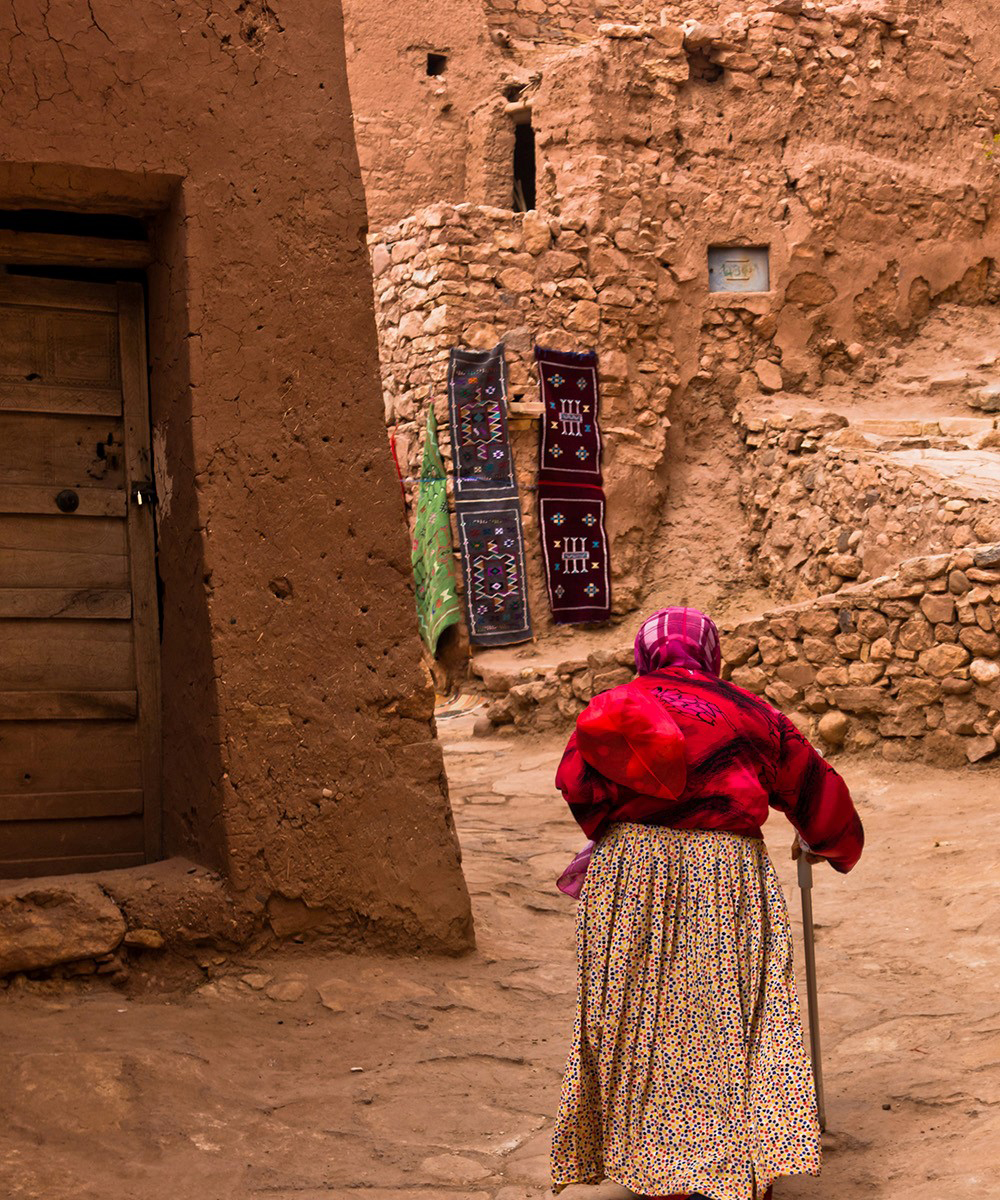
[0, 276, 161, 877]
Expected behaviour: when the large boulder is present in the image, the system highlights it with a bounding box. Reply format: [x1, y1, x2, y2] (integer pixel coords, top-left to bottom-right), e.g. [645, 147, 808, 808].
[0, 880, 125, 975]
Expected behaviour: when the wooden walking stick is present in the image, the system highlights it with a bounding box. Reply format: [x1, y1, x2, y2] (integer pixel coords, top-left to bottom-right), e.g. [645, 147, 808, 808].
[798, 853, 827, 1131]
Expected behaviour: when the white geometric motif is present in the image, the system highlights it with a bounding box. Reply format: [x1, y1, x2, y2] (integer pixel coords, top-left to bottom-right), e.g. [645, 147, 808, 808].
[562, 536, 590, 575]
[558, 397, 583, 437]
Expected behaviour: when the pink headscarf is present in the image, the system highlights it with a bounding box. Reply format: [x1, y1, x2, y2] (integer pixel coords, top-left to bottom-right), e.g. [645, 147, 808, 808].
[633, 606, 722, 677]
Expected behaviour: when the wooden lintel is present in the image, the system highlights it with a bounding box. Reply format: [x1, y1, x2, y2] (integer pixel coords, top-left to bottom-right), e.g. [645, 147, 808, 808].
[0, 230, 153, 269]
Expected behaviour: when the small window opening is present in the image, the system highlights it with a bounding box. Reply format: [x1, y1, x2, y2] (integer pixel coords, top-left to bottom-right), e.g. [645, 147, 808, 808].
[426, 52, 447, 76]
[504, 82, 525, 102]
[686, 49, 723, 83]
[513, 121, 536, 212]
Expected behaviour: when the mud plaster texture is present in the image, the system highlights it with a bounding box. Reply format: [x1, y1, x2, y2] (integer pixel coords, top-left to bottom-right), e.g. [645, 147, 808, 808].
[0, 722, 996, 1198]
[0, 1, 472, 951]
[345, 0, 1000, 646]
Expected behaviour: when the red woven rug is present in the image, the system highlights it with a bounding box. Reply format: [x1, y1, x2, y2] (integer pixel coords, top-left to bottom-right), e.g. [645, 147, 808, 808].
[535, 345, 611, 623]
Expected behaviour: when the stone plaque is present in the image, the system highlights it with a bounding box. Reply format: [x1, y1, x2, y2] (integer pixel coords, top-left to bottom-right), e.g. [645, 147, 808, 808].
[708, 245, 770, 293]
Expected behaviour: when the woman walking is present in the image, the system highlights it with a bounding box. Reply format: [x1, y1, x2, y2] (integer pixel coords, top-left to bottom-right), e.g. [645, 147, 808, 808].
[551, 608, 864, 1200]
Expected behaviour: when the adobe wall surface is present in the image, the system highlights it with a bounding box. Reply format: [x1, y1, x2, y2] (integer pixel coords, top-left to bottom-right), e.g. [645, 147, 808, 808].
[0, 0, 472, 952]
[353, 1, 1000, 634]
[342, 0, 499, 229]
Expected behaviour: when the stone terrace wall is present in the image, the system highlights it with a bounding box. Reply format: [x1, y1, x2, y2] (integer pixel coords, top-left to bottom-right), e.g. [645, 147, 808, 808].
[738, 409, 1000, 600]
[726, 546, 1000, 765]
[481, 544, 1000, 768]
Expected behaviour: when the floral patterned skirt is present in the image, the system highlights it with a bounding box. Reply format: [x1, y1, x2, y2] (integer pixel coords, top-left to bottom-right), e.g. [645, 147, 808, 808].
[551, 823, 821, 1200]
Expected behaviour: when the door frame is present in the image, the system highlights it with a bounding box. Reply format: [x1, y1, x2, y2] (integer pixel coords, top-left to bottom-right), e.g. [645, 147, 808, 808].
[118, 281, 162, 862]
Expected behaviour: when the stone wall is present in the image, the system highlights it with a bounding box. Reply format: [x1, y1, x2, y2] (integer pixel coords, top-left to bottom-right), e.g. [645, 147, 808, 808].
[373, 202, 675, 626]
[2, 0, 472, 952]
[725, 546, 1000, 765]
[481, 544, 1000, 768]
[738, 408, 1000, 600]
[360, 0, 1000, 631]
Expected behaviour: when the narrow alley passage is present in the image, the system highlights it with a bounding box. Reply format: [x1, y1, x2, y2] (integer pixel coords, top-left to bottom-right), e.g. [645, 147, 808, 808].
[1, 721, 996, 1199]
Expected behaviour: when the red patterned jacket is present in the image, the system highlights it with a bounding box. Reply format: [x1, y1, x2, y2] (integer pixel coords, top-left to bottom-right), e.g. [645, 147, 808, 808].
[556, 668, 864, 873]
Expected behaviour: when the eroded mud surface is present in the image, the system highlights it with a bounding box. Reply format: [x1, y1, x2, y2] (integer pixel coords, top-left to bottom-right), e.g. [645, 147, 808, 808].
[1, 726, 996, 1199]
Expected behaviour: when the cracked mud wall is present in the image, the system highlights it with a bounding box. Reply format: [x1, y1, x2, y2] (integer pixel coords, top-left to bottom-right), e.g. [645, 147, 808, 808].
[0, 0, 473, 951]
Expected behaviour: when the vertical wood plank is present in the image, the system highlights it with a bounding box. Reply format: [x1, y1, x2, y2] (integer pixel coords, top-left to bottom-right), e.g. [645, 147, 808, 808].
[117, 282, 163, 863]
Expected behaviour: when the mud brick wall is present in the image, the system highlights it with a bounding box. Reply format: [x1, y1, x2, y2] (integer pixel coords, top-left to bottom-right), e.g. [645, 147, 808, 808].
[738, 410, 1000, 601]
[2, 0, 472, 951]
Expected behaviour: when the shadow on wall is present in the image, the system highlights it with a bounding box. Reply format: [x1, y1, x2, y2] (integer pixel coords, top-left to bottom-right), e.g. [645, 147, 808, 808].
[148, 187, 229, 872]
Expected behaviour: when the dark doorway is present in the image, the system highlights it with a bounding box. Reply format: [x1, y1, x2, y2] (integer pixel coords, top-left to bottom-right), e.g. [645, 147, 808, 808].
[426, 53, 447, 77]
[513, 121, 536, 212]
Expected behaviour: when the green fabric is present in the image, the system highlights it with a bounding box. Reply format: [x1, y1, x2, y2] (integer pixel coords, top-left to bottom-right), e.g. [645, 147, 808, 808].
[412, 406, 461, 653]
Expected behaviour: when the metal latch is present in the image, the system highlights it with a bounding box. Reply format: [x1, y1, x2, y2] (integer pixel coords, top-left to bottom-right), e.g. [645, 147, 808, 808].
[131, 481, 157, 508]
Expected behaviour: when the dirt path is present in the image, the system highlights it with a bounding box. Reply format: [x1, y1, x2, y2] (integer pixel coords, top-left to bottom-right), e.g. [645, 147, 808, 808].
[1, 726, 997, 1199]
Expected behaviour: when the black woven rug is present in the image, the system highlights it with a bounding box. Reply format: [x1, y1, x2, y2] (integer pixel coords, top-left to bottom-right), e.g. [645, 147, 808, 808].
[448, 344, 532, 646]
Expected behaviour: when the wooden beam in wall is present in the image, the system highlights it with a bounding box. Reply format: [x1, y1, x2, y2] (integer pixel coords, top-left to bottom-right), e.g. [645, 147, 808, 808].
[0, 230, 153, 269]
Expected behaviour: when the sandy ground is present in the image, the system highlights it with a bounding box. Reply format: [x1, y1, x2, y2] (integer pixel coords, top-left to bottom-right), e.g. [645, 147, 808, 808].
[1, 721, 998, 1200]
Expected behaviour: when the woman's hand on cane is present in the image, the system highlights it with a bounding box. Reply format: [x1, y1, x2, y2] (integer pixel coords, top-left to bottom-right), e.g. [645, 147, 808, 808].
[791, 834, 825, 865]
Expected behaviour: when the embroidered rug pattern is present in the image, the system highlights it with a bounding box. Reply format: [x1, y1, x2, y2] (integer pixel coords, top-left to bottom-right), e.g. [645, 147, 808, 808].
[411, 406, 462, 653]
[535, 345, 612, 624]
[448, 345, 533, 646]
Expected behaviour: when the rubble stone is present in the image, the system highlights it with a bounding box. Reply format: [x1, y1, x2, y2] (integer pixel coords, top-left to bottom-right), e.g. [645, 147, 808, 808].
[965, 736, 998, 763]
[0, 881, 125, 976]
[123, 928, 165, 951]
[754, 360, 784, 392]
[265, 977, 308, 1002]
[970, 659, 1000, 685]
[919, 643, 971, 677]
[818, 710, 850, 745]
[920, 594, 956, 624]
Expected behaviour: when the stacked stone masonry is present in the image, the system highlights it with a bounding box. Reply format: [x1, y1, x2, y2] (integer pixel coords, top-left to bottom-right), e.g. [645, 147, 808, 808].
[356, 0, 1000, 632]
[738, 407, 1000, 600]
[480, 543, 1000, 766]
[373, 203, 672, 629]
